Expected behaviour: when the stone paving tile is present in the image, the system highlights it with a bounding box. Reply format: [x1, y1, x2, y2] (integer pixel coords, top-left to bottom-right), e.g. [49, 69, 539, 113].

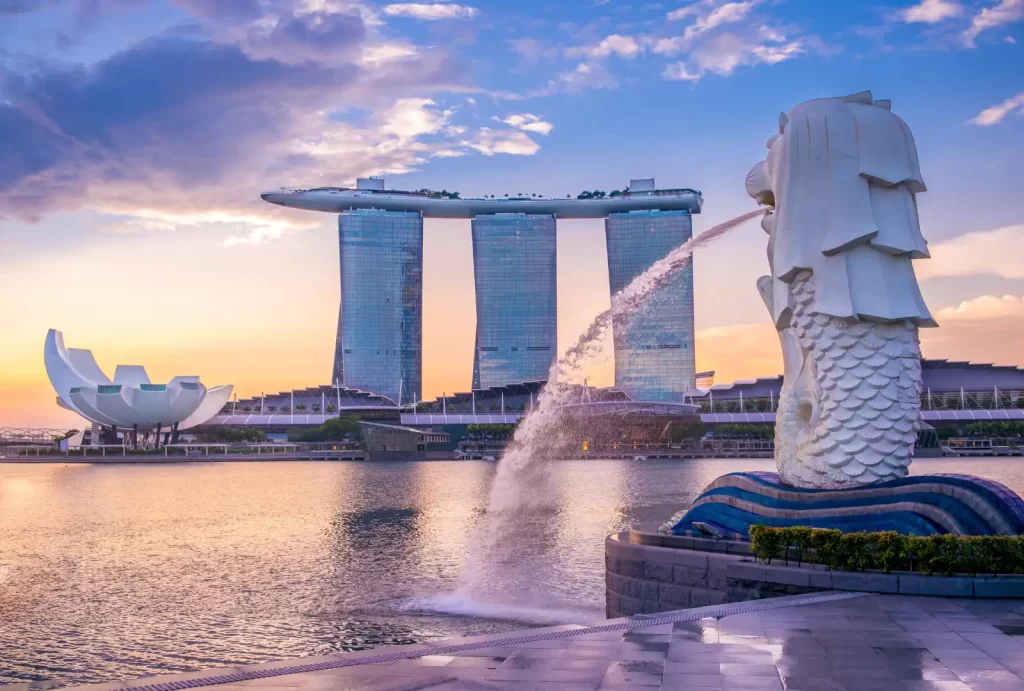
[660, 673, 723, 689]
[600, 661, 665, 687]
[447, 657, 509, 669]
[662, 661, 721, 675]
[778, 677, 848, 691]
[719, 678, 782, 691]
[61, 594, 1024, 691]
[612, 651, 666, 663]
[497, 655, 562, 671]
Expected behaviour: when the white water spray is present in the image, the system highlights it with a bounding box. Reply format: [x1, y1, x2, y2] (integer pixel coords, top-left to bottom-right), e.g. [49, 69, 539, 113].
[485, 208, 765, 516]
[424, 209, 764, 619]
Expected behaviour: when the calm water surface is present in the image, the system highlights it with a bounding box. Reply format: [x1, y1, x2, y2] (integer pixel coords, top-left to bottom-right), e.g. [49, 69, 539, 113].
[2, 458, 1023, 686]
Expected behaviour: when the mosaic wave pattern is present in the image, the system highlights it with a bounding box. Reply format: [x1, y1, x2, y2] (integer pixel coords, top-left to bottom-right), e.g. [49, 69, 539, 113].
[663, 472, 1024, 538]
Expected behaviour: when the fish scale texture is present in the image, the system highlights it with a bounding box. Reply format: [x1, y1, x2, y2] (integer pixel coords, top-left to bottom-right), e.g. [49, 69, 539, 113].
[780, 271, 922, 488]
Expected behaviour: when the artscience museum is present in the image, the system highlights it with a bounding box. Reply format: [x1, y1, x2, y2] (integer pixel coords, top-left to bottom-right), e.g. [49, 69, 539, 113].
[44, 329, 233, 448]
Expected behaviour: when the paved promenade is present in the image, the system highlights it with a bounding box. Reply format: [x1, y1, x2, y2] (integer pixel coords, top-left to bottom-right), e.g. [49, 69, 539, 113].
[46, 591, 1024, 691]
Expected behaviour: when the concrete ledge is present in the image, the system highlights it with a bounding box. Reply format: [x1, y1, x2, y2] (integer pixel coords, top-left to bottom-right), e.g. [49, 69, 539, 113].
[899, 575, 973, 597]
[831, 571, 900, 594]
[607, 531, 1024, 617]
[974, 578, 1024, 598]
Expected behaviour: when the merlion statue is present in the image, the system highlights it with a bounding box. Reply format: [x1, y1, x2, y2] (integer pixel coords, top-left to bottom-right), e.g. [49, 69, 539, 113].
[746, 91, 937, 489]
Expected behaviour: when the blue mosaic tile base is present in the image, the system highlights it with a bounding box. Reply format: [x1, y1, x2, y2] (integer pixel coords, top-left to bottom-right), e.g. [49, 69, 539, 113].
[663, 472, 1024, 538]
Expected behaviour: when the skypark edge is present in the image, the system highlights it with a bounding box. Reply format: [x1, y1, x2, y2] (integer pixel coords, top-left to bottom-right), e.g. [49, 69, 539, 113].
[260, 177, 703, 219]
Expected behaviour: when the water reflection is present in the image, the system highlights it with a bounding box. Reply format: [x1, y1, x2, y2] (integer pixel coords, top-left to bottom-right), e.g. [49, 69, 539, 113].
[0, 458, 1021, 686]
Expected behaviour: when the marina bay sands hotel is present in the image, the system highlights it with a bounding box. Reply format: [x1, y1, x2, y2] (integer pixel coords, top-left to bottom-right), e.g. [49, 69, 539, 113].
[261, 178, 703, 406]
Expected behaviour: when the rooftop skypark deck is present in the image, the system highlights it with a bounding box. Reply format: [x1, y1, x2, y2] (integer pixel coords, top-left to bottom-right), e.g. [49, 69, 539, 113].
[261, 177, 704, 218]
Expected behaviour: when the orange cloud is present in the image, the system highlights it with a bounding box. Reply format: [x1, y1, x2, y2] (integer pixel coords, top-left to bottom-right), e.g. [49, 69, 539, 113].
[917, 224, 1024, 281]
[922, 294, 1024, 365]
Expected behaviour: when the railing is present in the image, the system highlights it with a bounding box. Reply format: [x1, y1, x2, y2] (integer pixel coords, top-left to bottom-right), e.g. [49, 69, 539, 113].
[694, 390, 1024, 414]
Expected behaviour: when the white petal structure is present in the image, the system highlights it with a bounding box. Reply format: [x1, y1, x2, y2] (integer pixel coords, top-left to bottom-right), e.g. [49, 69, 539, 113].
[45, 329, 233, 432]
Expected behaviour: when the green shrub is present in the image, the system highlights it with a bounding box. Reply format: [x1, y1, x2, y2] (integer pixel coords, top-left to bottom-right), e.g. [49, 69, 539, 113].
[839, 532, 874, 572]
[749, 525, 783, 565]
[789, 527, 813, 567]
[873, 532, 907, 573]
[747, 525, 1024, 576]
[810, 528, 844, 567]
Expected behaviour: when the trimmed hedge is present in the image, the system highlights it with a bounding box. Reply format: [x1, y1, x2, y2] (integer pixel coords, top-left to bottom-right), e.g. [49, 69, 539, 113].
[748, 525, 1024, 576]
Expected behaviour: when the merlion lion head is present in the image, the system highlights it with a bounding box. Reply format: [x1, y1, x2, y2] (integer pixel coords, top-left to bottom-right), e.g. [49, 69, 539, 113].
[751, 90, 927, 290]
[759, 90, 902, 224]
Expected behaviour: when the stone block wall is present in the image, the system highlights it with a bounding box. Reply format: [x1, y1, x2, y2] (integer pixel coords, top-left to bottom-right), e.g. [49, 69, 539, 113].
[605, 533, 821, 618]
[606, 531, 1024, 618]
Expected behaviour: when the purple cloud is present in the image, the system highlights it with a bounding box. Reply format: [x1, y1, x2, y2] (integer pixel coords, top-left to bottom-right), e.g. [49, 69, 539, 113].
[242, 10, 368, 64]
[0, 26, 465, 223]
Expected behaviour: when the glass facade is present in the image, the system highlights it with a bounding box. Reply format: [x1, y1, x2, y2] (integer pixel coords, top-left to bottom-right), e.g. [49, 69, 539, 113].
[471, 214, 557, 389]
[334, 210, 422, 405]
[605, 210, 695, 401]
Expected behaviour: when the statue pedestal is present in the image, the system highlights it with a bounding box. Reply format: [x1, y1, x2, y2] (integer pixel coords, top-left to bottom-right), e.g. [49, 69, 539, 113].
[662, 472, 1024, 538]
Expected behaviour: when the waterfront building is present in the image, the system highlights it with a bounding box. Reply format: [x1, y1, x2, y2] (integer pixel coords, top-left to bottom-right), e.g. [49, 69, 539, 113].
[263, 178, 703, 402]
[44, 329, 232, 447]
[471, 214, 557, 389]
[335, 209, 423, 406]
[606, 210, 696, 400]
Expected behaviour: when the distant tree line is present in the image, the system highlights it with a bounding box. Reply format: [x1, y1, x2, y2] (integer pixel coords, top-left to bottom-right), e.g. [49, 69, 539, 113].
[417, 189, 461, 199]
[668, 421, 707, 443]
[195, 427, 267, 443]
[709, 423, 775, 440]
[576, 188, 630, 200]
[464, 423, 517, 440]
[937, 421, 1024, 440]
[287, 416, 361, 442]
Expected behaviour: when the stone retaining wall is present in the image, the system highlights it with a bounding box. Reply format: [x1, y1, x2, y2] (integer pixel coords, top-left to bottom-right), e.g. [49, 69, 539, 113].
[605, 531, 1024, 618]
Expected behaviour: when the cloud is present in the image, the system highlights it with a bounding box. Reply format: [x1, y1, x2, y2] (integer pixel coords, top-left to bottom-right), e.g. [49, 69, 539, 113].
[662, 31, 803, 80]
[358, 42, 419, 66]
[500, 113, 553, 135]
[684, 0, 759, 36]
[694, 294, 1024, 384]
[566, 34, 645, 59]
[662, 62, 701, 80]
[901, 0, 964, 24]
[967, 92, 1024, 125]
[963, 0, 1024, 46]
[171, 0, 265, 23]
[530, 61, 618, 96]
[652, 1, 814, 81]
[377, 97, 453, 139]
[933, 294, 1024, 320]
[0, 33, 478, 241]
[462, 128, 540, 156]
[921, 294, 1024, 366]
[383, 3, 478, 20]
[917, 225, 1024, 280]
[508, 37, 558, 63]
[239, 9, 367, 64]
[667, 2, 702, 21]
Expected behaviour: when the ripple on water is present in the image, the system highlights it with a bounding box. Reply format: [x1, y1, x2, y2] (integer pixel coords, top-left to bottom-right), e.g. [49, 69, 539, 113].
[0, 457, 1021, 686]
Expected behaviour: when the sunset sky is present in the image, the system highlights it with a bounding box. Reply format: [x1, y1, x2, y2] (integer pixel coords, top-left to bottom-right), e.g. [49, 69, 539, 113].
[2, 0, 1023, 428]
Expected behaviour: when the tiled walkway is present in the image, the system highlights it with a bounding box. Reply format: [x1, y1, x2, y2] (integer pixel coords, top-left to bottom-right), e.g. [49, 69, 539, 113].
[64, 593, 1024, 691]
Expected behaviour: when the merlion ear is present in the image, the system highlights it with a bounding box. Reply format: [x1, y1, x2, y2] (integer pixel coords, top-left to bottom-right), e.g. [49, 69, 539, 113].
[778, 112, 788, 134]
[841, 90, 873, 104]
[873, 99, 892, 111]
